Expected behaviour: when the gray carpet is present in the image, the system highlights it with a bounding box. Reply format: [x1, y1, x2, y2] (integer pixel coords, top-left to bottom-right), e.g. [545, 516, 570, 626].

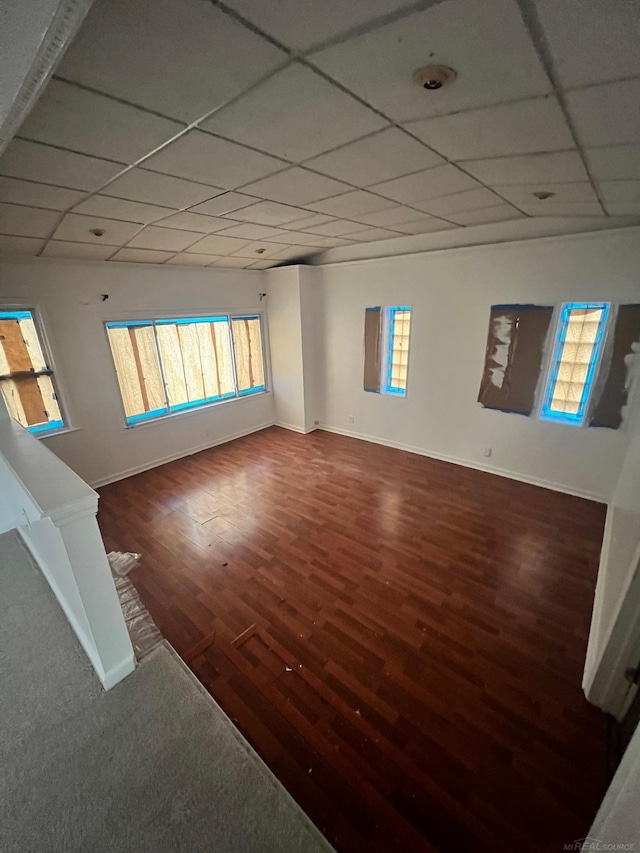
[0, 531, 334, 852]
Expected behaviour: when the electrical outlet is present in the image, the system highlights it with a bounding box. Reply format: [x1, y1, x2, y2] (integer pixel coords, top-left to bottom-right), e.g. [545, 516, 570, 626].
[349, 415, 355, 424]
[483, 446, 492, 458]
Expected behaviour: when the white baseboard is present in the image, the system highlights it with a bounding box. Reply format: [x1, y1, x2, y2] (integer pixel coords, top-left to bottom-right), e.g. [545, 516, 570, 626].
[317, 423, 607, 503]
[275, 422, 318, 435]
[90, 421, 276, 488]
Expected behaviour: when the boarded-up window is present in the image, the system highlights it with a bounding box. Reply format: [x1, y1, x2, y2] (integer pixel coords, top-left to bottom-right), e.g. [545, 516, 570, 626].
[0, 310, 64, 434]
[478, 305, 553, 415]
[231, 316, 265, 395]
[106, 314, 265, 425]
[363, 307, 382, 393]
[363, 306, 412, 397]
[590, 304, 640, 429]
[541, 303, 609, 425]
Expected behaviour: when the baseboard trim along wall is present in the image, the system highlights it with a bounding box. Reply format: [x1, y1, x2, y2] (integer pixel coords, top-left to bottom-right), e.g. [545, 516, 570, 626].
[90, 421, 276, 489]
[275, 422, 318, 435]
[317, 424, 607, 504]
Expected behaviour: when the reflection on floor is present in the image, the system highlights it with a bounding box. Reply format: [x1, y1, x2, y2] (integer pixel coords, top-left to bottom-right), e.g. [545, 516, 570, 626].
[98, 426, 609, 853]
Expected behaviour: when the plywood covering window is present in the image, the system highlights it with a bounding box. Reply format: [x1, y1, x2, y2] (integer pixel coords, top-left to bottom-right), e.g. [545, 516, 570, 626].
[364, 306, 412, 396]
[106, 315, 266, 426]
[383, 307, 411, 396]
[541, 303, 609, 425]
[0, 309, 64, 434]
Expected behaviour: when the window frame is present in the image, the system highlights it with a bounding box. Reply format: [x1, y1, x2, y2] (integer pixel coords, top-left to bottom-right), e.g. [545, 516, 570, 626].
[0, 303, 70, 437]
[104, 311, 269, 429]
[538, 301, 611, 427]
[381, 305, 412, 398]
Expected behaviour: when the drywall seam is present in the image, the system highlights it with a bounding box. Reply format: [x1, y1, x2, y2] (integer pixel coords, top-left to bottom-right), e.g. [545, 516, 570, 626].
[89, 420, 275, 488]
[317, 424, 607, 503]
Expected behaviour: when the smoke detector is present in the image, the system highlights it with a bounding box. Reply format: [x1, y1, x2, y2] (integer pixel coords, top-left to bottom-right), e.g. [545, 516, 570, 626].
[533, 191, 556, 200]
[90, 228, 106, 237]
[413, 64, 457, 90]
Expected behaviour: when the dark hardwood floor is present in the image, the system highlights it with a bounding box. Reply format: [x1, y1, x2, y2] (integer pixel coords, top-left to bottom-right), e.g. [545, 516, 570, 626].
[98, 426, 609, 853]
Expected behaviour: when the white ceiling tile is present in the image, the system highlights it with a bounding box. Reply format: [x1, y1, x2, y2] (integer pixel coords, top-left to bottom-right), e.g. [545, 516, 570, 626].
[240, 168, 350, 205]
[371, 165, 480, 203]
[210, 257, 253, 269]
[216, 223, 292, 241]
[103, 169, 223, 208]
[304, 127, 444, 186]
[567, 80, 640, 148]
[461, 151, 589, 185]
[73, 195, 174, 224]
[407, 97, 574, 161]
[0, 177, 86, 211]
[0, 139, 124, 191]
[0, 235, 45, 256]
[298, 235, 353, 247]
[347, 228, 402, 242]
[604, 203, 640, 216]
[534, 0, 640, 88]
[447, 205, 525, 225]
[145, 131, 284, 190]
[598, 181, 640, 203]
[42, 241, 119, 259]
[271, 245, 321, 260]
[202, 63, 387, 161]
[394, 219, 458, 234]
[229, 201, 309, 226]
[19, 80, 182, 164]
[111, 248, 176, 263]
[415, 187, 502, 216]
[307, 190, 396, 217]
[223, 0, 414, 50]
[165, 253, 224, 266]
[189, 193, 258, 217]
[311, 0, 551, 123]
[247, 259, 277, 269]
[126, 226, 202, 251]
[264, 230, 327, 245]
[285, 213, 336, 231]
[154, 212, 233, 233]
[52, 214, 141, 245]
[186, 234, 252, 255]
[58, 0, 286, 122]
[232, 241, 292, 259]
[496, 182, 598, 207]
[350, 206, 435, 228]
[302, 219, 366, 236]
[0, 203, 59, 238]
[586, 145, 640, 181]
[521, 201, 604, 216]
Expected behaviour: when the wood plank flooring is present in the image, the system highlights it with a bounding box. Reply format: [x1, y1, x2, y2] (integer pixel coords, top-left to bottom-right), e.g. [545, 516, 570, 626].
[98, 426, 609, 853]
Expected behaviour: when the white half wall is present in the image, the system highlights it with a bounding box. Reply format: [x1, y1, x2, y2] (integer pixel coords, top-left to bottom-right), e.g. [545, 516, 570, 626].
[0, 258, 275, 486]
[314, 227, 640, 502]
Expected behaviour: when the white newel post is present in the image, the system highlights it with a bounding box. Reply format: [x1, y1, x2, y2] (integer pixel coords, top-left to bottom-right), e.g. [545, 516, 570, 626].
[0, 415, 135, 690]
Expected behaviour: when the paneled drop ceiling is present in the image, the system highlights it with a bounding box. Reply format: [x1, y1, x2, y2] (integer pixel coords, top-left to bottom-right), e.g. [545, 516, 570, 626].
[0, 0, 639, 268]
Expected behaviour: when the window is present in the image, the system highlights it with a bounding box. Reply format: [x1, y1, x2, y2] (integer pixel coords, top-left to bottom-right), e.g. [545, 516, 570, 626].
[383, 306, 412, 396]
[540, 302, 610, 425]
[0, 309, 65, 435]
[106, 314, 266, 426]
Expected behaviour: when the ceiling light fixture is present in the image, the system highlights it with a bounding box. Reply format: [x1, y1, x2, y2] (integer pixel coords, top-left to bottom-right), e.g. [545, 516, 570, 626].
[533, 191, 556, 200]
[413, 64, 457, 90]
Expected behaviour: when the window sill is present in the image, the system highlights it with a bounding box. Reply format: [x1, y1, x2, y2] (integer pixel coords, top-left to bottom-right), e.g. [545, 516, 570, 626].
[123, 389, 271, 432]
[36, 425, 80, 440]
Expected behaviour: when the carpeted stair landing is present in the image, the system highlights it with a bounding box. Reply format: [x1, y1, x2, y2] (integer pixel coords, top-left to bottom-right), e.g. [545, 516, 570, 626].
[0, 531, 334, 852]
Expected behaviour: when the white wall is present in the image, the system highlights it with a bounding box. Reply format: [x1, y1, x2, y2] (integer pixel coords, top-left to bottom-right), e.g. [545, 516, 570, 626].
[315, 227, 640, 501]
[0, 258, 275, 486]
[266, 265, 319, 433]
